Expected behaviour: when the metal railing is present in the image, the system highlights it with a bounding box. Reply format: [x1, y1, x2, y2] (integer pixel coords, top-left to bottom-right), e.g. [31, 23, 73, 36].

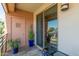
[0, 33, 8, 56]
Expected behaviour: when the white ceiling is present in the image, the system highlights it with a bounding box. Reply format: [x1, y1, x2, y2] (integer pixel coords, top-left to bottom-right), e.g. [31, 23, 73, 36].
[16, 3, 44, 13]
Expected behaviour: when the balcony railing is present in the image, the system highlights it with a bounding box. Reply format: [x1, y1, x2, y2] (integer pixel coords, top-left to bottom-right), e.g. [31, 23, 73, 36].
[0, 33, 8, 56]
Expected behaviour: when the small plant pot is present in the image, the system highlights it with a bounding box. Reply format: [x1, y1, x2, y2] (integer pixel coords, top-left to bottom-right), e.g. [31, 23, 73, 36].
[13, 48, 18, 54]
[28, 40, 34, 47]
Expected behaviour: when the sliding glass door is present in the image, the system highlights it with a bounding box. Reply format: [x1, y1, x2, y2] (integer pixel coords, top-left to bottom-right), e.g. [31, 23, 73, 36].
[36, 13, 43, 48]
[44, 4, 58, 54]
[36, 4, 58, 52]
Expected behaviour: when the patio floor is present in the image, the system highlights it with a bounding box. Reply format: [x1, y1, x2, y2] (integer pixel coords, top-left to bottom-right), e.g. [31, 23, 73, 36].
[5, 46, 42, 56]
[5, 46, 67, 56]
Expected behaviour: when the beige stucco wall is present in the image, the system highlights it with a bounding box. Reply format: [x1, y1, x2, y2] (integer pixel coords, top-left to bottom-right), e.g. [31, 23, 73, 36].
[6, 10, 33, 50]
[58, 3, 79, 56]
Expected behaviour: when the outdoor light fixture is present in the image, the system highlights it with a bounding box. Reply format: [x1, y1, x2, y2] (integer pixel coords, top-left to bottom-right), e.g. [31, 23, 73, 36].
[61, 3, 69, 11]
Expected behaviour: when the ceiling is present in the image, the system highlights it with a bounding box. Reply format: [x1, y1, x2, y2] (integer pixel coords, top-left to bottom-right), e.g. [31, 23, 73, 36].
[16, 3, 44, 13]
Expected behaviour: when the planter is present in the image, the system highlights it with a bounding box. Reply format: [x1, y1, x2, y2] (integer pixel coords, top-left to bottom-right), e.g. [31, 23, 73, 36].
[28, 40, 34, 47]
[13, 48, 18, 54]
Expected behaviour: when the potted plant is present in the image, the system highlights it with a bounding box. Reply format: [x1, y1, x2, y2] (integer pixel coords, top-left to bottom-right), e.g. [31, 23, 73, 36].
[8, 39, 19, 54]
[28, 27, 34, 47]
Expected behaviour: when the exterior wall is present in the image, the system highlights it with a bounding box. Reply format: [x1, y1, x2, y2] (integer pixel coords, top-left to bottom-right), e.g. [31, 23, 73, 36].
[58, 3, 79, 55]
[6, 10, 33, 50]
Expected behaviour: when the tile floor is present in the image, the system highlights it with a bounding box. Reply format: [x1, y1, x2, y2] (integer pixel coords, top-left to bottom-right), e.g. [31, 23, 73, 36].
[5, 46, 67, 56]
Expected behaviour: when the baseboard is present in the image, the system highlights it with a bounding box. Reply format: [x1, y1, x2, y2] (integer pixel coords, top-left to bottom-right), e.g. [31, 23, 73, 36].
[58, 51, 69, 56]
[36, 45, 43, 50]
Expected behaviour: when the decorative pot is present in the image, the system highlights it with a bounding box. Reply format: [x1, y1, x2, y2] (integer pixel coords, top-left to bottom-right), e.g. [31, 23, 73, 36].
[13, 48, 18, 54]
[28, 40, 34, 47]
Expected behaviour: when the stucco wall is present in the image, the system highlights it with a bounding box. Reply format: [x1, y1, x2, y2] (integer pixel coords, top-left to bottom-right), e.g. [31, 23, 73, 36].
[6, 10, 33, 50]
[58, 3, 79, 56]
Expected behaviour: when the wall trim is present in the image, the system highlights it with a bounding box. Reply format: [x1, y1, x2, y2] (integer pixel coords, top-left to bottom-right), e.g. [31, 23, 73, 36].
[36, 45, 43, 50]
[58, 51, 69, 56]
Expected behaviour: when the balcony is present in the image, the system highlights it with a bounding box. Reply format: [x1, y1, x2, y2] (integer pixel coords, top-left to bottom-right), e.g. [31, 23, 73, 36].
[0, 3, 70, 56]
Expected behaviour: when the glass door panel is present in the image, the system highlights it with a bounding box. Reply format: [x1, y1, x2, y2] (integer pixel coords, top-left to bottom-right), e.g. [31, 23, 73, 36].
[36, 13, 43, 48]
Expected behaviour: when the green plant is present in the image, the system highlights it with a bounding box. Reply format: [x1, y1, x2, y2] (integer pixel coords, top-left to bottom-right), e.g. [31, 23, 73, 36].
[28, 30, 34, 40]
[28, 25, 34, 40]
[8, 39, 19, 49]
[0, 21, 4, 35]
[13, 40, 19, 48]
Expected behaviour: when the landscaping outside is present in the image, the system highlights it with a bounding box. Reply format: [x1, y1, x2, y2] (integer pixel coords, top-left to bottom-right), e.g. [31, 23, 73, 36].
[0, 21, 4, 36]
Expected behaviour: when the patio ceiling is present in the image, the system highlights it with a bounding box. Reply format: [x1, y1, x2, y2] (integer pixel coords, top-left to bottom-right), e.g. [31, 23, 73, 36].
[16, 3, 44, 13]
[2, 3, 15, 13]
[2, 3, 54, 13]
[2, 3, 45, 13]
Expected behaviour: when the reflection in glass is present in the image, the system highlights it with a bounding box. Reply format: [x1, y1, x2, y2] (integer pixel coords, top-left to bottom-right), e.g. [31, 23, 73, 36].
[48, 19, 58, 46]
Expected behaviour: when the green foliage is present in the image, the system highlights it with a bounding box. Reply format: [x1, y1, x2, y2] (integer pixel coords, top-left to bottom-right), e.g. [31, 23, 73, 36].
[48, 27, 55, 32]
[28, 27, 34, 40]
[28, 30, 34, 40]
[0, 21, 4, 35]
[8, 39, 19, 49]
